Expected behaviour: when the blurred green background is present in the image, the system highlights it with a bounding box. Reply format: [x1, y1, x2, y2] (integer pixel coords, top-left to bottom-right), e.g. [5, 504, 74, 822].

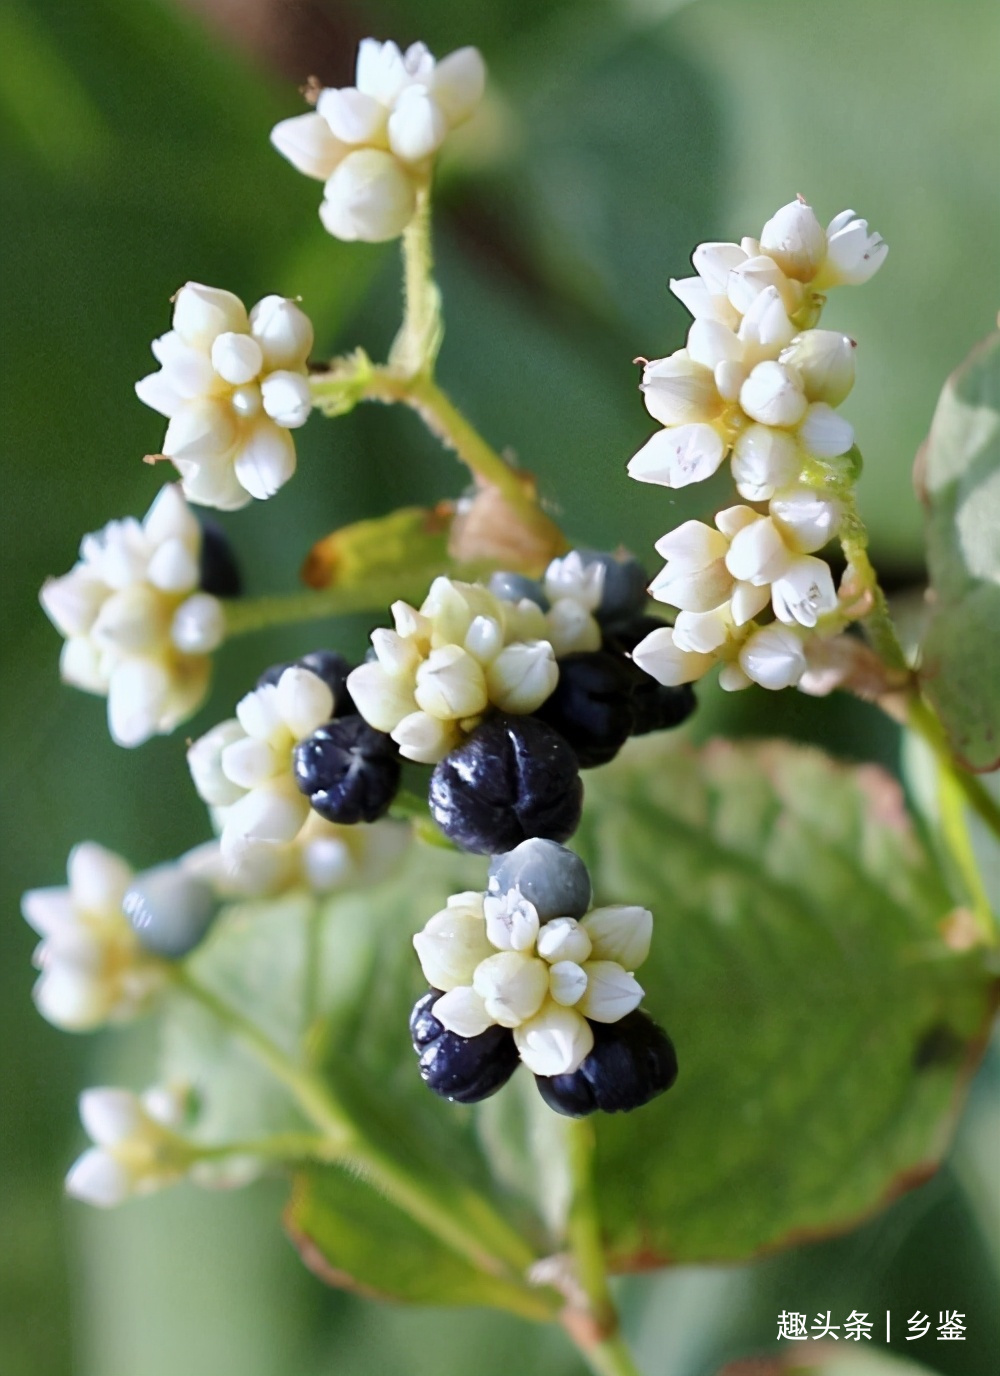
[2, 0, 997, 1372]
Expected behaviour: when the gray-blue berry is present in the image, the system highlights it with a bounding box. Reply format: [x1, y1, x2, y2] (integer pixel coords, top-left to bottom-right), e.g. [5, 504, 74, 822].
[488, 838, 591, 919]
[488, 571, 550, 611]
[122, 867, 220, 959]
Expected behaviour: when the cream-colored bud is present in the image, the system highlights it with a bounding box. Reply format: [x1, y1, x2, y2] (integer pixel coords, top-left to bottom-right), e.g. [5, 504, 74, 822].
[513, 1004, 594, 1077]
[432, 986, 492, 1038]
[486, 641, 558, 713]
[536, 917, 592, 964]
[473, 952, 549, 1027]
[548, 960, 588, 1007]
[779, 330, 855, 405]
[739, 361, 808, 428]
[413, 907, 493, 992]
[390, 710, 460, 765]
[414, 645, 488, 720]
[346, 661, 417, 732]
[544, 600, 602, 657]
[759, 199, 827, 281]
[577, 961, 643, 1023]
[580, 905, 653, 968]
[483, 891, 540, 953]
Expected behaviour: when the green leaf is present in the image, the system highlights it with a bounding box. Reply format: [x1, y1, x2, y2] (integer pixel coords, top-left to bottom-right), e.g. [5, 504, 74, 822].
[300, 504, 453, 592]
[713, 1350, 944, 1376]
[572, 738, 995, 1267]
[918, 332, 1000, 772]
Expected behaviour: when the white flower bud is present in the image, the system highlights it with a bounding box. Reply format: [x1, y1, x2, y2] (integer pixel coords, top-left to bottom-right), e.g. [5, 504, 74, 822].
[501, 597, 549, 643]
[771, 556, 838, 628]
[69, 842, 133, 913]
[221, 736, 280, 791]
[692, 241, 746, 294]
[739, 361, 808, 428]
[40, 569, 106, 638]
[738, 285, 797, 351]
[641, 355, 722, 427]
[232, 418, 296, 501]
[486, 641, 558, 713]
[544, 550, 605, 612]
[544, 600, 602, 656]
[270, 112, 345, 182]
[388, 86, 448, 162]
[145, 537, 199, 594]
[433, 985, 493, 1038]
[414, 907, 493, 991]
[581, 905, 653, 968]
[672, 607, 731, 653]
[484, 890, 540, 953]
[390, 710, 459, 764]
[686, 319, 742, 371]
[371, 627, 421, 677]
[170, 593, 225, 655]
[725, 515, 792, 586]
[276, 666, 335, 739]
[759, 199, 827, 281]
[548, 961, 588, 1007]
[513, 1004, 594, 1077]
[649, 557, 732, 614]
[631, 626, 714, 687]
[221, 775, 310, 850]
[729, 582, 771, 626]
[316, 86, 387, 145]
[66, 1147, 132, 1208]
[414, 645, 488, 720]
[107, 659, 170, 747]
[731, 425, 801, 501]
[627, 423, 726, 489]
[816, 210, 888, 287]
[779, 330, 855, 405]
[320, 149, 416, 243]
[770, 488, 841, 552]
[172, 282, 248, 351]
[718, 663, 752, 692]
[260, 371, 312, 429]
[431, 47, 486, 125]
[738, 624, 807, 690]
[210, 332, 263, 386]
[346, 661, 417, 732]
[473, 952, 549, 1027]
[80, 1087, 145, 1146]
[163, 397, 238, 466]
[536, 917, 592, 964]
[236, 684, 286, 741]
[655, 520, 728, 567]
[91, 585, 168, 656]
[670, 276, 740, 329]
[143, 482, 200, 546]
[60, 637, 107, 692]
[798, 403, 854, 459]
[249, 295, 314, 372]
[578, 961, 643, 1023]
[727, 255, 801, 316]
[188, 719, 247, 806]
[464, 614, 504, 664]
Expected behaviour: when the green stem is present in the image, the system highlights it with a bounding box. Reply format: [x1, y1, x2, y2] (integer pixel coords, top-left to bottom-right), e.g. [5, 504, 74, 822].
[195, 1131, 337, 1165]
[390, 183, 440, 377]
[562, 1118, 642, 1376]
[909, 696, 1000, 844]
[836, 490, 909, 672]
[221, 572, 445, 638]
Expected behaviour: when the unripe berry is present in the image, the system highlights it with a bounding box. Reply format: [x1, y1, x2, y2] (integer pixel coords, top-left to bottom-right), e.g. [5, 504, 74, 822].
[534, 1010, 678, 1117]
[293, 716, 401, 824]
[487, 838, 591, 921]
[409, 990, 519, 1104]
[122, 867, 220, 959]
[428, 716, 583, 854]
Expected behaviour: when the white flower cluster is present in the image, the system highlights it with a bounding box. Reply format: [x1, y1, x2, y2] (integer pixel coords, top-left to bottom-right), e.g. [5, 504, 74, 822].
[627, 198, 887, 694]
[414, 888, 652, 1077]
[187, 666, 337, 870]
[271, 39, 485, 243]
[65, 1085, 194, 1208]
[21, 843, 166, 1032]
[185, 812, 410, 900]
[136, 283, 314, 510]
[40, 485, 224, 746]
[346, 564, 603, 765]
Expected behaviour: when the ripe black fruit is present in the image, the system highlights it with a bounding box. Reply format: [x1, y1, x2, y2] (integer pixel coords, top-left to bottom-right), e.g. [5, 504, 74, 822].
[428, 715, 583, 854]
[293, 716, 401, 824]
[198, 521, 242, 598]
[410, 991, 519, 1104]
[534, 651, 635, 768]
[534, 1010, 678, 1117]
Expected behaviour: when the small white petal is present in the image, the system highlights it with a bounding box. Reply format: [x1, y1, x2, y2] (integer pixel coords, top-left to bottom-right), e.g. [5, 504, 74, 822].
[146, 537, 199, 593]
[163, 398, 238, 465]
[738, 624, 807, 690]
[320, 150, 416, 243]
[672, 607, 731, 653]
[80, 1087, 144, 1147]
[779, 331, 855, 406]
[484, 891, 540, 953]
[59, 637, 108, 693]
[388, 86, 448, 162]
[236, 684, 286, 741]
[631, 626, 715, 686]
[718, 663, 752, 692]
[221, 776, 310, 850]
[66, 1148, 132, 1208]
[316, 86, 387, 145]
[143, 482, 200, 546]
[430, 47, 485, 125]
[414, 907, 493, 991]
[544, 550, 605, 611]
[486, 641, 558, 714]
[669, 275, 740, 328]
[548, 961, 588, 1007]
[210, 332, 262, 386]
[725, 516, 793, 586]
[172, 282, 248, 351]
[627, 424, 726, 489]
[21, 886, 75, 939]
[692, 241, 747, 294]
[107, 659, 171, 747]
[641, 355, 721, 427]
[578, 961, 643, 1023]
[35, 967, 108, 1031]
[260, 371, 312, 429]
[221, 736, 281, 790]
[391, 710, 459, 764]
[769, 488, 841, 552]
[737, 285, 797, 350]
[91, 585, 167, 655]
[514, 1004, 594, 1077]
[249, 296, 314, 372]
[414, 645, 488, 720]
[536, 917, 592, 964]
[544, 601, 602, 657]
[739, 361, 807, 428]
[686, 319, 742, 370]
[654, 520, 728, 569]
[728, 255, 801, 316]
[759, 199, 827, 281]
[731, 425, 801, 502]
[817, 213, 888, 287]
[233, 418, 296, 501]
[171, 593, 225, 655]
[188, 719, 247, 806]
[798, 403, 854, 459]
[355, 39, 408, 104]
[68, 843, 132, 912]
[464, 615, 504, 664]
[40, 569, 106, 638]
[729, 580, 771, 625]
[174, 454, 251, 513]
[473, 952, 549, 1027]
[371, 626, 421, 676]
[580, 905, 653, 969]
[276, 666, 335, 739]
[135, 370, 183, 418]
[270, 111, 345, 181]
[347, 661, 417, 733]
[433, 986, 493, 1038]
[771, 556, 839, 628]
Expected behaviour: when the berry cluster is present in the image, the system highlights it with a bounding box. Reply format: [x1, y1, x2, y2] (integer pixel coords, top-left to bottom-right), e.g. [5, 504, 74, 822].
[410, 838, 677, 1116]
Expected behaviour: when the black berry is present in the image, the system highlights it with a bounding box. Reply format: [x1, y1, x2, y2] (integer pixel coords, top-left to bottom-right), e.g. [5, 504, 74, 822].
[602, 614, 669, 657]
[535, 1010, 678, 1117]
[198, 521, 242, 598]
[534, 651, 635, 768]
[410, 990, 519, 1104]
[428, 715, 583, 854]
[293, 716, 401, 824]
[628, 675, 697, 736]
[576, 550, 648, 627]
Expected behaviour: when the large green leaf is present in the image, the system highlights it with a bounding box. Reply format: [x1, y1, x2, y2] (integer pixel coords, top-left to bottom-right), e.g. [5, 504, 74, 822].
[917, 333, 1000, 772]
